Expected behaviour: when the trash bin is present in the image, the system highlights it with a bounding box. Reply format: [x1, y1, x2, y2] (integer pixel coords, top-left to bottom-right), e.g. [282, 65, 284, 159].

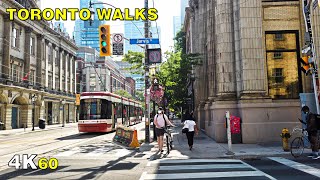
[39, 118, 46, 129]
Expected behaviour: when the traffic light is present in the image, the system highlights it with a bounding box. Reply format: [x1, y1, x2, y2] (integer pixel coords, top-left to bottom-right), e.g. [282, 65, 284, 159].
[99, 25, 111, 56]
[300, 56, 310, 74]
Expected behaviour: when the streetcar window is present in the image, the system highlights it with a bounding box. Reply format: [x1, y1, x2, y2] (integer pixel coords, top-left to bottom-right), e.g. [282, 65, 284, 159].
[79, 99, 112, 120]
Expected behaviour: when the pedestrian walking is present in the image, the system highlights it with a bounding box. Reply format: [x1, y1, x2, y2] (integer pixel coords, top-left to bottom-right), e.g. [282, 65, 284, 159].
[301, 106, 320, 159]
[183, 112, 198, 150]
[154, 107, 175, 153]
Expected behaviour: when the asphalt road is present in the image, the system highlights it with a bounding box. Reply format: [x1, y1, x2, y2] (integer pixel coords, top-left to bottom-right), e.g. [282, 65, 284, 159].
[0, 122, 148, 180]
[0, 123, 320, 180]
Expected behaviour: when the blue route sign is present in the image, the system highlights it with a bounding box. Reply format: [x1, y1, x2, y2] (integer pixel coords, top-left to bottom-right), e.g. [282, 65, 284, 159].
[130, 38, 160, 45]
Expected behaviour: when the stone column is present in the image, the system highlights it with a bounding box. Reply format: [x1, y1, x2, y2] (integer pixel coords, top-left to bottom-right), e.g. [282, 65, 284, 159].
[52, 44, 56, 89]
[73, 56, 77, 93]
[21, 105, 33, 128]
[207, 0, 216, 99]
[215, 0, 236, 100]
[4, 104, 13, 130]
[36, 34, 44, 88]
[2, 15, 12, 80]
[70, 55, 74, 94]
[238, 0, 265, 98]
[65, 53, 69, 92]
[24, 27, 33, 84]
[44, 40, 49, 89]
[233, 0, 241, 98]
[59, 48, 64, 91]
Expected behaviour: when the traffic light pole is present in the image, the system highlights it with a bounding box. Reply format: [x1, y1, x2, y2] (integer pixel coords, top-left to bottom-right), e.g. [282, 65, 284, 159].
[303, 0, 320, 114]
[144, 0, 150, 143]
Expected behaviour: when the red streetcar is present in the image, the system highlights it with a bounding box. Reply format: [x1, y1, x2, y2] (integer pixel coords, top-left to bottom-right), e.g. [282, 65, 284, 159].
[78, 92, 143, 133]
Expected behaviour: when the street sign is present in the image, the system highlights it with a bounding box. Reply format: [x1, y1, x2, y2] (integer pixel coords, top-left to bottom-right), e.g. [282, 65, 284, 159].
[130, 38, 160, 45]
[113, 43, 124, 55]
[113, 33, 124, 43]
[112, 33, 124, 55]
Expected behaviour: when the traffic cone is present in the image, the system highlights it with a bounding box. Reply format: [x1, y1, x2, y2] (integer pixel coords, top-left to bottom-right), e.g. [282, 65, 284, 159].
[129, 129, 140, 148]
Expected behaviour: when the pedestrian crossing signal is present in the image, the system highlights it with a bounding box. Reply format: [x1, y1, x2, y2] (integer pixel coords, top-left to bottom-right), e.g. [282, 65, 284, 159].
[99, 25, 111, 56]
[300, 56, 310, 74]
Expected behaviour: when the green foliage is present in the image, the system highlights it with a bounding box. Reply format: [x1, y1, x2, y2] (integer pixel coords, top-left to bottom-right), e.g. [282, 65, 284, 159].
[158, 30, 202, 110]
[114, 89, 132, 99]
[135, 90, 145, 102]
[122, 51, 145, 75]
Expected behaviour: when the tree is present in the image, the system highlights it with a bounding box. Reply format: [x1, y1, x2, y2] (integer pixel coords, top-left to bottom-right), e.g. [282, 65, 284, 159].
[135, 90, 144, 102]
[114, 89, 132, 99]
[157, 30, 202, 111]
[122, 51, 145, 75]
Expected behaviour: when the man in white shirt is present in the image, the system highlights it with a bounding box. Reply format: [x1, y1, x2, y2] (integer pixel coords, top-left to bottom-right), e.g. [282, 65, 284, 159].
[154, 107, 174, 153]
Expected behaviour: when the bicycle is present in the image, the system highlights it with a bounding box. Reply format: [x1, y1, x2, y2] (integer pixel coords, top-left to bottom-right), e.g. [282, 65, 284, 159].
[290, 126, 309, 158]
[290, 119, 319, 158]
[162, 126, 173, 154]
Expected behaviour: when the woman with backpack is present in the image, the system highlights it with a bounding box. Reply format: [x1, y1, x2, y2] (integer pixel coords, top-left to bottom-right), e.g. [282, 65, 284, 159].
[183, 111, 198, 150]
[154, 107, 175, 153]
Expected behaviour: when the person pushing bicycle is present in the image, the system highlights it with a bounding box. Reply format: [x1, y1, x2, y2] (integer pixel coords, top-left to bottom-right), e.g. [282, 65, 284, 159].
[154, 107, 175, 153]
[301, 106, 320, 159]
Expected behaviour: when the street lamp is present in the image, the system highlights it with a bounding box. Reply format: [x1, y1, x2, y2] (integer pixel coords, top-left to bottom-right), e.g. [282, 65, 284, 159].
[61, 99, 66, 127]
[31, 94, 37, 131]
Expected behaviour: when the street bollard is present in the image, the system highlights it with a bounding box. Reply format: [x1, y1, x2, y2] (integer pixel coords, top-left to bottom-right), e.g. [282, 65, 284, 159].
[280, 128, 291, 151]
[225, 111, 234, 155]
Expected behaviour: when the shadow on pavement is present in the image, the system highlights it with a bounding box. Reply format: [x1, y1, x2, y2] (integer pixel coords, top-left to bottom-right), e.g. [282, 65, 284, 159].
[55, 132, 110, 141]
[0, 149, 140, 180]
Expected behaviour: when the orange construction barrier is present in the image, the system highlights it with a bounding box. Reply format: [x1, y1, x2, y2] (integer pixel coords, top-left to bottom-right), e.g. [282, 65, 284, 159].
[129, 130, 140, 148]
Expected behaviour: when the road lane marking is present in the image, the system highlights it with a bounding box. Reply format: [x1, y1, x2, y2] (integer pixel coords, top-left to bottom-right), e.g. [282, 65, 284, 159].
[158, 164, 249, 171]
[269, 157, 320, 178]
[140, 171, 267, 179]
[147, 159, 242, 166]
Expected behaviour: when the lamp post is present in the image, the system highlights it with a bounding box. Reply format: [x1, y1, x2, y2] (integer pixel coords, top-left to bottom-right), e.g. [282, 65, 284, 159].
[31, 94, 37, 131]
[61, 99, 66, 127]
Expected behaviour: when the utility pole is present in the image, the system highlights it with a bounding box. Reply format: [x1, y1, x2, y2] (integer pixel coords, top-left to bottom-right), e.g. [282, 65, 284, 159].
[303, 0, 320, 114]
[144, 0, 150, 143]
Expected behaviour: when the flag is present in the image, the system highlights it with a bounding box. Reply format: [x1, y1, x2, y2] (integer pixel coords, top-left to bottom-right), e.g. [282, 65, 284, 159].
[22, 71, 30, 81]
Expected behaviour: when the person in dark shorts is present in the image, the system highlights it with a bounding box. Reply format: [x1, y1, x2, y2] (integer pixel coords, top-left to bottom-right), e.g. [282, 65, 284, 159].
[302, 106, 320, 159]
[154, 107, 174, 153]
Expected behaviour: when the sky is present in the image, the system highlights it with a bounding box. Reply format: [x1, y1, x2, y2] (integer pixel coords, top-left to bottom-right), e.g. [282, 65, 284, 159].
[40, 0, 181, 54]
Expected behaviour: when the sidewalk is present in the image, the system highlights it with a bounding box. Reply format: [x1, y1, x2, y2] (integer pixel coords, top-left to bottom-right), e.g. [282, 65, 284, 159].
[0, 123, 78, 137]
[140, 119, 291, 159]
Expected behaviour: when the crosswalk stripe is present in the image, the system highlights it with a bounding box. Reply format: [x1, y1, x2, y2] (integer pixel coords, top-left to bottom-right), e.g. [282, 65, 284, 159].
[140, 171, 266, 179]
[269, 157, 320, 178]
[241, 161, 276, 180]
[147, 159, 241, 166]
[158, 164, 249, 170]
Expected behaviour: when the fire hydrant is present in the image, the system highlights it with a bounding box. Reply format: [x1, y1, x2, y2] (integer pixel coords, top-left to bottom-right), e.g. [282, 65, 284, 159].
[280, 128, 291, 151]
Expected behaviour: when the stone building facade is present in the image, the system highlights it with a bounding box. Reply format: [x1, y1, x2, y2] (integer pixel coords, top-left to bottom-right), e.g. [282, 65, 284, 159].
[0, 0, 77, 130]
[184, 0, 316, 143]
